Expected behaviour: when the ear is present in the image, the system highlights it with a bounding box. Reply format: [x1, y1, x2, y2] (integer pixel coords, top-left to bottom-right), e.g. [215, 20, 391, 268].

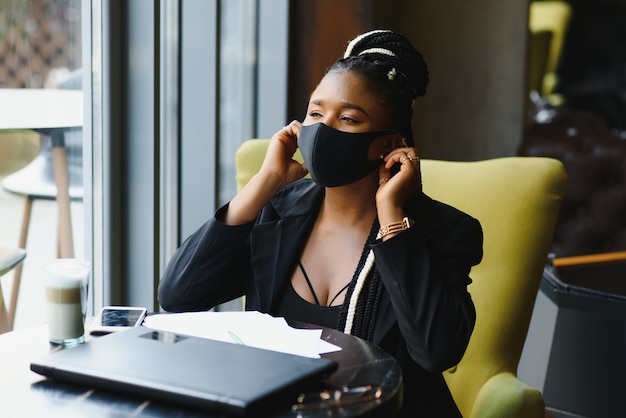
[368, 133, 403, 160]
[384, 133, 404, 152]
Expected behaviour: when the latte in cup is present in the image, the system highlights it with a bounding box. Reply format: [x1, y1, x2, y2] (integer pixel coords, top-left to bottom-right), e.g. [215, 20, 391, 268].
[42, 259, 91, 347]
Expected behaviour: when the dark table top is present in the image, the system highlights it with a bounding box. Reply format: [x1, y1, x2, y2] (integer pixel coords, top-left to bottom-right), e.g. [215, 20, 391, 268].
[0, 320, 403, 417]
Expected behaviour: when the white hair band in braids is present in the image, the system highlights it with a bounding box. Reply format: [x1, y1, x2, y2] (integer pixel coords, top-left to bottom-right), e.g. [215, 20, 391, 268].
[343, 232, 380, 334]
[343, 29, 392, 58]
[357, 47, 396, 58]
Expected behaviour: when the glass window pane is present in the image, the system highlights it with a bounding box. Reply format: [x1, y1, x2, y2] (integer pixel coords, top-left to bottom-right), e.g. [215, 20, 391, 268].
[0, 0, 85, 331]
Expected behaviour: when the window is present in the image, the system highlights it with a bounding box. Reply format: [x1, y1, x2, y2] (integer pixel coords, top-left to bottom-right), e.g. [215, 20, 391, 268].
[0, 0, 87, 329]
[1, 1, 289, 327]
[96, 1, 289, 312]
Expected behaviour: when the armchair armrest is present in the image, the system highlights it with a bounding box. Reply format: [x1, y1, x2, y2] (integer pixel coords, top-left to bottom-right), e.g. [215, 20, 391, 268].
[469, 372, 545, 418]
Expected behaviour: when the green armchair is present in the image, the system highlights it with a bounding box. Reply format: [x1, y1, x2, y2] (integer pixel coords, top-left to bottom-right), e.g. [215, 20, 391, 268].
[235, 140, 566, 417]
[420, 158, 565, 417]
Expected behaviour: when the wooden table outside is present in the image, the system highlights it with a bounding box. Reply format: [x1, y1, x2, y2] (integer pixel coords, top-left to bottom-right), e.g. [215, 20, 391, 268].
[0, 88, 84, 259]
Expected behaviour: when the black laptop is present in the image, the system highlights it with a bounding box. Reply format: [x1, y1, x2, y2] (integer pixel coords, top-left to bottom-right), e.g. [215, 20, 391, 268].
[30, 326, 338, 416]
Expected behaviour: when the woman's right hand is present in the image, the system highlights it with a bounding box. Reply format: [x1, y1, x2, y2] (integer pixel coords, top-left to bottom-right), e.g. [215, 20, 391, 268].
[258, 120, 308, 189]
[223, 121, 308, 226]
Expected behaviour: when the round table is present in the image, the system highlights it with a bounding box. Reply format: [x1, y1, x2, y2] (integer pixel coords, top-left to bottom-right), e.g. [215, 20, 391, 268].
[0, 321, 403, 417]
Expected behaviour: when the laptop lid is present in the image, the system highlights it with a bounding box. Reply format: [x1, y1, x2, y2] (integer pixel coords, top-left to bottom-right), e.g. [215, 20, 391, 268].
[30, 326, 337, 416]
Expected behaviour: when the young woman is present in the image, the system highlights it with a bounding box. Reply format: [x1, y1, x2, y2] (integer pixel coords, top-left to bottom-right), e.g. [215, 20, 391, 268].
[159, 29, 483, 417]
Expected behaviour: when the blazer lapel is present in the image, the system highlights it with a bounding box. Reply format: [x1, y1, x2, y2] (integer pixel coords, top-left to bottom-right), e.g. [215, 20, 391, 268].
[249, 182, 323, 312]
[249, 215, 314, 311]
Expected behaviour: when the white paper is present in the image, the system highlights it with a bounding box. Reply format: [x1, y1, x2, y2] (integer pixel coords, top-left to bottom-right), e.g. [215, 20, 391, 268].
[142, 311, 341, 358]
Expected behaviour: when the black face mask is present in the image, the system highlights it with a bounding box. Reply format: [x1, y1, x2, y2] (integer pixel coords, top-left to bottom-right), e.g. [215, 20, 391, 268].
[298, 123, 394, 187]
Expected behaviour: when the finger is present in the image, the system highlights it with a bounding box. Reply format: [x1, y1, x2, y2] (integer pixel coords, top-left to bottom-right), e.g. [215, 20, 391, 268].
[382, 147, 420, 171]
[281, 120, 301, 137]
[399, 149, 419, 166]
[378, 161, 392, 186]
[405, 150, 418, 162]
[385, 153, 414, 169]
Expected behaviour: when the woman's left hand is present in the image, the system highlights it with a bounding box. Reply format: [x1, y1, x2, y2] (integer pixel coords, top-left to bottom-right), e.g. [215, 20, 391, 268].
[376, 147, 422, 218]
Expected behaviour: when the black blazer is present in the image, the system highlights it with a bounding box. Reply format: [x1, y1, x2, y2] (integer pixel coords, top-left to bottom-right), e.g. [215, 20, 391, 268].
[159, 179, 483, 417]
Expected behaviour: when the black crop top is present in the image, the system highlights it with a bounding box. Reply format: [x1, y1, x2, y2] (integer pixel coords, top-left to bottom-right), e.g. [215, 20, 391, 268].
[274, 281, 342, 330]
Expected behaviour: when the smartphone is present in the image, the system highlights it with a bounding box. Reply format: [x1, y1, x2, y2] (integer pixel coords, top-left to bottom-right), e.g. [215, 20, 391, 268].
[89, 306, 147, 335]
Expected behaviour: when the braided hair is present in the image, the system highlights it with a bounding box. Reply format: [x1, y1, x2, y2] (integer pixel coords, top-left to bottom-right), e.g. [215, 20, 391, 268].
[336, 218, 383, 341]
[333, 31, 428, 341]
[326, 29, 429, 147]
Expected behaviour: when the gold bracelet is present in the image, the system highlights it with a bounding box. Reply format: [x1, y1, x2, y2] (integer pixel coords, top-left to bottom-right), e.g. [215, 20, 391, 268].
[379, 217, 415, 238]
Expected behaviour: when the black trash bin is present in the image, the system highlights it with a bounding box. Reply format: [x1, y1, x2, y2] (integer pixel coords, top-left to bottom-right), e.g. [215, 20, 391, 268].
[519, 257, 626, 418]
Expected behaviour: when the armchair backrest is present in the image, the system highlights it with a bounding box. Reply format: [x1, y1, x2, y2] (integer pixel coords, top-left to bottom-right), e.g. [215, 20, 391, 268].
[235, 139, 305, 192]
[235, 140, 566, 417]
[420, 158, 565, 417]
